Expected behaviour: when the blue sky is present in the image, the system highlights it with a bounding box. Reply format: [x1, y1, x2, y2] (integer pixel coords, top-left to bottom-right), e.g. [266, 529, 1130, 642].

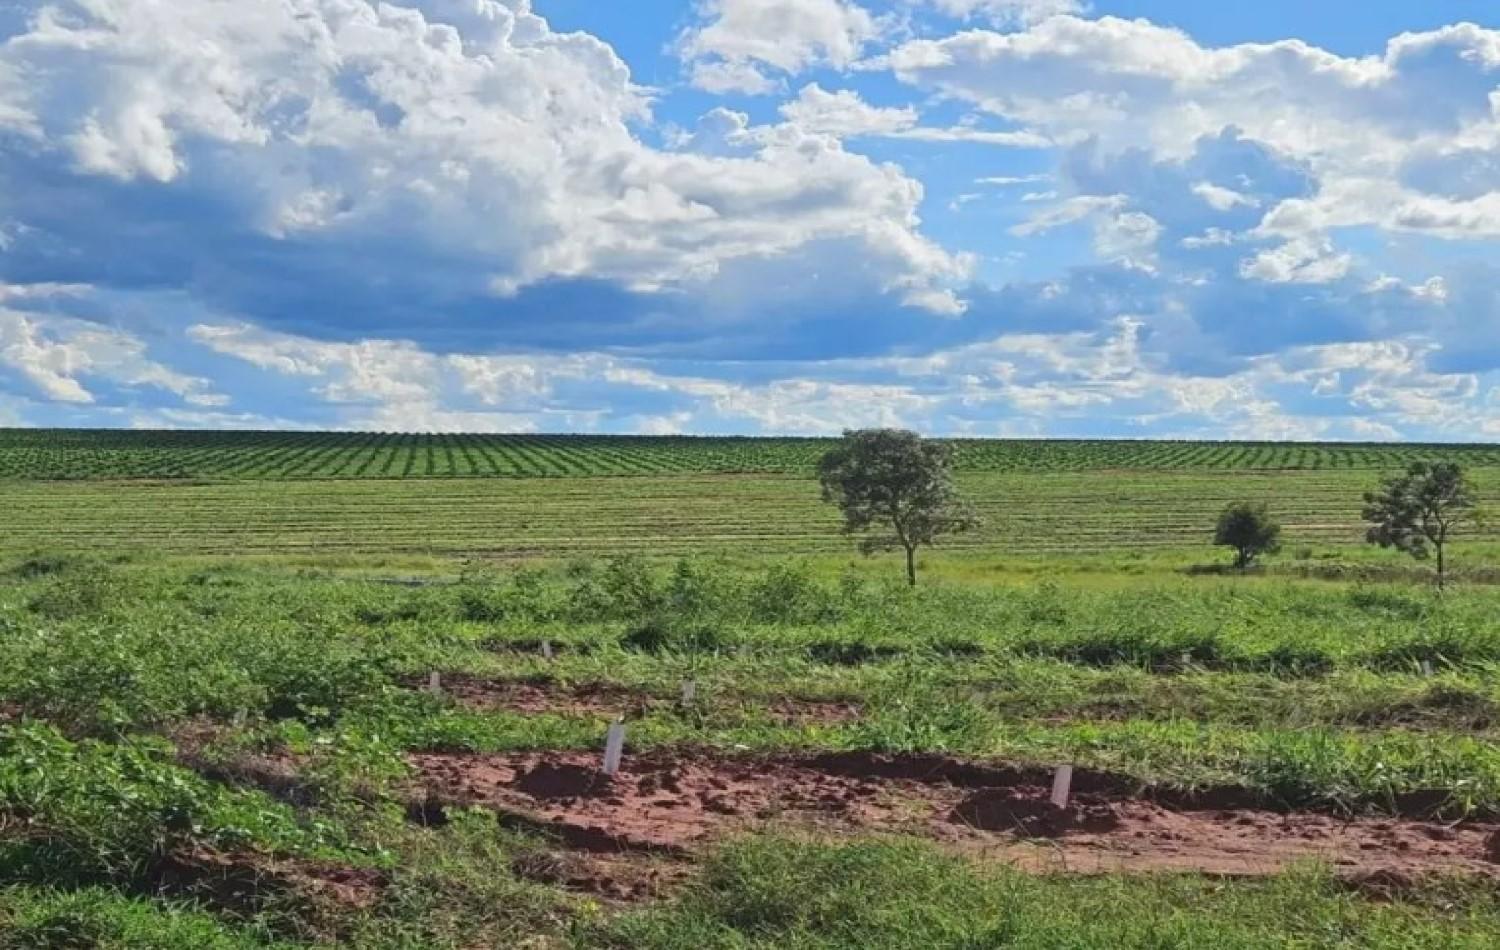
[0, 0, 1497, 439]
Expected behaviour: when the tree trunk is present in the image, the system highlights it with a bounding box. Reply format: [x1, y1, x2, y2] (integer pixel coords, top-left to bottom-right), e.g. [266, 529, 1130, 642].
[905, 544, 917, 587]
[1436, 542, 1446, 592]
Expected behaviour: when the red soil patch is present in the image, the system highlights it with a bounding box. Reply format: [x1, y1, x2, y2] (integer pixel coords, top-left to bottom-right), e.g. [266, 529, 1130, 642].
[410, 674, 862, 725]
[156, 849, 387, 912]
[406, 748, 1500, 881]
[952, 788, 1122, 836]
[517, 761, 617, 799]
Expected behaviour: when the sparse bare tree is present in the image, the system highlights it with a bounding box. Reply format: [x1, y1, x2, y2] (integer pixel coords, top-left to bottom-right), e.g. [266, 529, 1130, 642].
[817, 429, 980, 587]
[1362, 461, 1478, 590]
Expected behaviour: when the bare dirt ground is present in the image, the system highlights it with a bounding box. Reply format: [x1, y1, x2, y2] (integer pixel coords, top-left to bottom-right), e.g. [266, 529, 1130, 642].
[406, 747, 1500, 895]
[159, 849, 388, 911]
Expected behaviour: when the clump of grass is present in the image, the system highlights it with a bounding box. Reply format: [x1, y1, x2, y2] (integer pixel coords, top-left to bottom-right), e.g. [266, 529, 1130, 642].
[620, 617, 735, 655]
[0, 887, 283, 950]
[0, 619, 397, 735]
[1243, 642, 1336, 677]
[1348, 586, 1434, 620]
[25, 560, 124, 621]
[8, 552, 96, 580]
[1370, 629, 1500, 672]
[804, 640, 906, 666]
[0, 723, 352, 885]
[846, 678, 994, 754]
[1018, 626, 1230, 673]
[1345, 681, 1499, 730]
[336, 810, 568, 949]
[588, 837, 1500, 949]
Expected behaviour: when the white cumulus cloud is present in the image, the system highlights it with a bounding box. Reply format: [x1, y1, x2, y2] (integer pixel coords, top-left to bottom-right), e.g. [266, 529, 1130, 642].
[0, 0, 967, 312]
[887, 17, 1500, 244]
[778, 83, 1048, 146]
[1192, 181, 1258, 211]
[1239, 237, 1353, 285]
[1, 285, 222, 406]
[677, 0, 886, 94]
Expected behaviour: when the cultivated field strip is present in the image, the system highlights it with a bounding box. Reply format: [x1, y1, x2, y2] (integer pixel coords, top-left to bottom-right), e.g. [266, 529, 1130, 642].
[7, 470, 1498, 556]
[3, 429, 1500, 480]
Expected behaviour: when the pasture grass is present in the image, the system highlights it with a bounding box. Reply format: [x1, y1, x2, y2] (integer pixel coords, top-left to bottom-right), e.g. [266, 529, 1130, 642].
[4, 546, 1500, 945]
[589, 837, 1500, 949]
[5, 554, 1500, 815]
[3, 467, 1498, 561]
[0, 888, 292, 949]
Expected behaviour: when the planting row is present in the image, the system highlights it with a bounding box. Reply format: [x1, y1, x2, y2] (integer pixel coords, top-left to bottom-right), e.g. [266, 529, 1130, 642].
[3, 429, 1500, 480]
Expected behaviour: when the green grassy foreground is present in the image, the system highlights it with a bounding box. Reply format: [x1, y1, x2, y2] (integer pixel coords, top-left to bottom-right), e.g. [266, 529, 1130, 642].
[9, 553, 1500, 811]
[3, 434, 1498, 946]
[2, 549, 1500, 946]
[592, 838, 1500, 949]
[6, 840, 1499, 949]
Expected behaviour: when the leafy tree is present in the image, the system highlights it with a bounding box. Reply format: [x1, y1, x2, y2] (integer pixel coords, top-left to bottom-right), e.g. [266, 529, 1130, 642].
[817, 429, 979, 586]
[1214, 502, 1281, 569]
[1362, 461, 1478, 590]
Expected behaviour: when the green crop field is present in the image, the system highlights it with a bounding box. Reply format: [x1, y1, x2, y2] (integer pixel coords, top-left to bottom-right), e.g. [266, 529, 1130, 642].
[5, 468, 1500, 561]
[3, 432, 1499, 948]
[3, 428, 1500, 479]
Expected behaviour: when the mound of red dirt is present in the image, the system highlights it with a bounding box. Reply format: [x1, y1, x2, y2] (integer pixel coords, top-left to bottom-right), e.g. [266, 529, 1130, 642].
[406, 748, 1500, 881]
[951, 789, 1122, 837]
[515, 761, 616, 800]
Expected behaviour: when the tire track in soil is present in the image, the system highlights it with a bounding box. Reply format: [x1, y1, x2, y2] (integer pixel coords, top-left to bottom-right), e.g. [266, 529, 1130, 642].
[405, 748, 1500, 887]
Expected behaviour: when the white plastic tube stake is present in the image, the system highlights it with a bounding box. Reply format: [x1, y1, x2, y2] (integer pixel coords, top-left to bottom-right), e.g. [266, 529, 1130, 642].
[1051, 764, 1074, 809]
[603, 721, 626, 776]
[1420, 660, 1434, 677]
[681, 680, 697, 704]
[428, 672, 442, 694]
[541, 640, 554, 660]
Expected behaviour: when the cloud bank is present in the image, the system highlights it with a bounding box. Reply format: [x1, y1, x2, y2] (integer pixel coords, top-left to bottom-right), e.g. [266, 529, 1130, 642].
[0, 1, 1494, 439]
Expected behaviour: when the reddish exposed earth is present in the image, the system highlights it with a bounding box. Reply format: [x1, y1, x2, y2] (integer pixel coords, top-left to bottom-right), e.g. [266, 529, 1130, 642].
[406, 748, 1500, 883]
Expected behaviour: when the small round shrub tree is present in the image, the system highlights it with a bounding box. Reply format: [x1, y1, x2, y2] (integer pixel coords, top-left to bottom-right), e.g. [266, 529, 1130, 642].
[1214, 502, 1281, 569]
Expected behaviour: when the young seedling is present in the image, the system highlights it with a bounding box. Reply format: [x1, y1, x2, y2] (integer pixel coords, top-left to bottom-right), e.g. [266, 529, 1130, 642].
[603, 720, 626, 776]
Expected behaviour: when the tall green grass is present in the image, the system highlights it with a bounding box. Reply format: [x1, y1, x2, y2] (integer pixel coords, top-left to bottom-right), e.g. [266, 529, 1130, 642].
[590, 837, 1500, 949]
